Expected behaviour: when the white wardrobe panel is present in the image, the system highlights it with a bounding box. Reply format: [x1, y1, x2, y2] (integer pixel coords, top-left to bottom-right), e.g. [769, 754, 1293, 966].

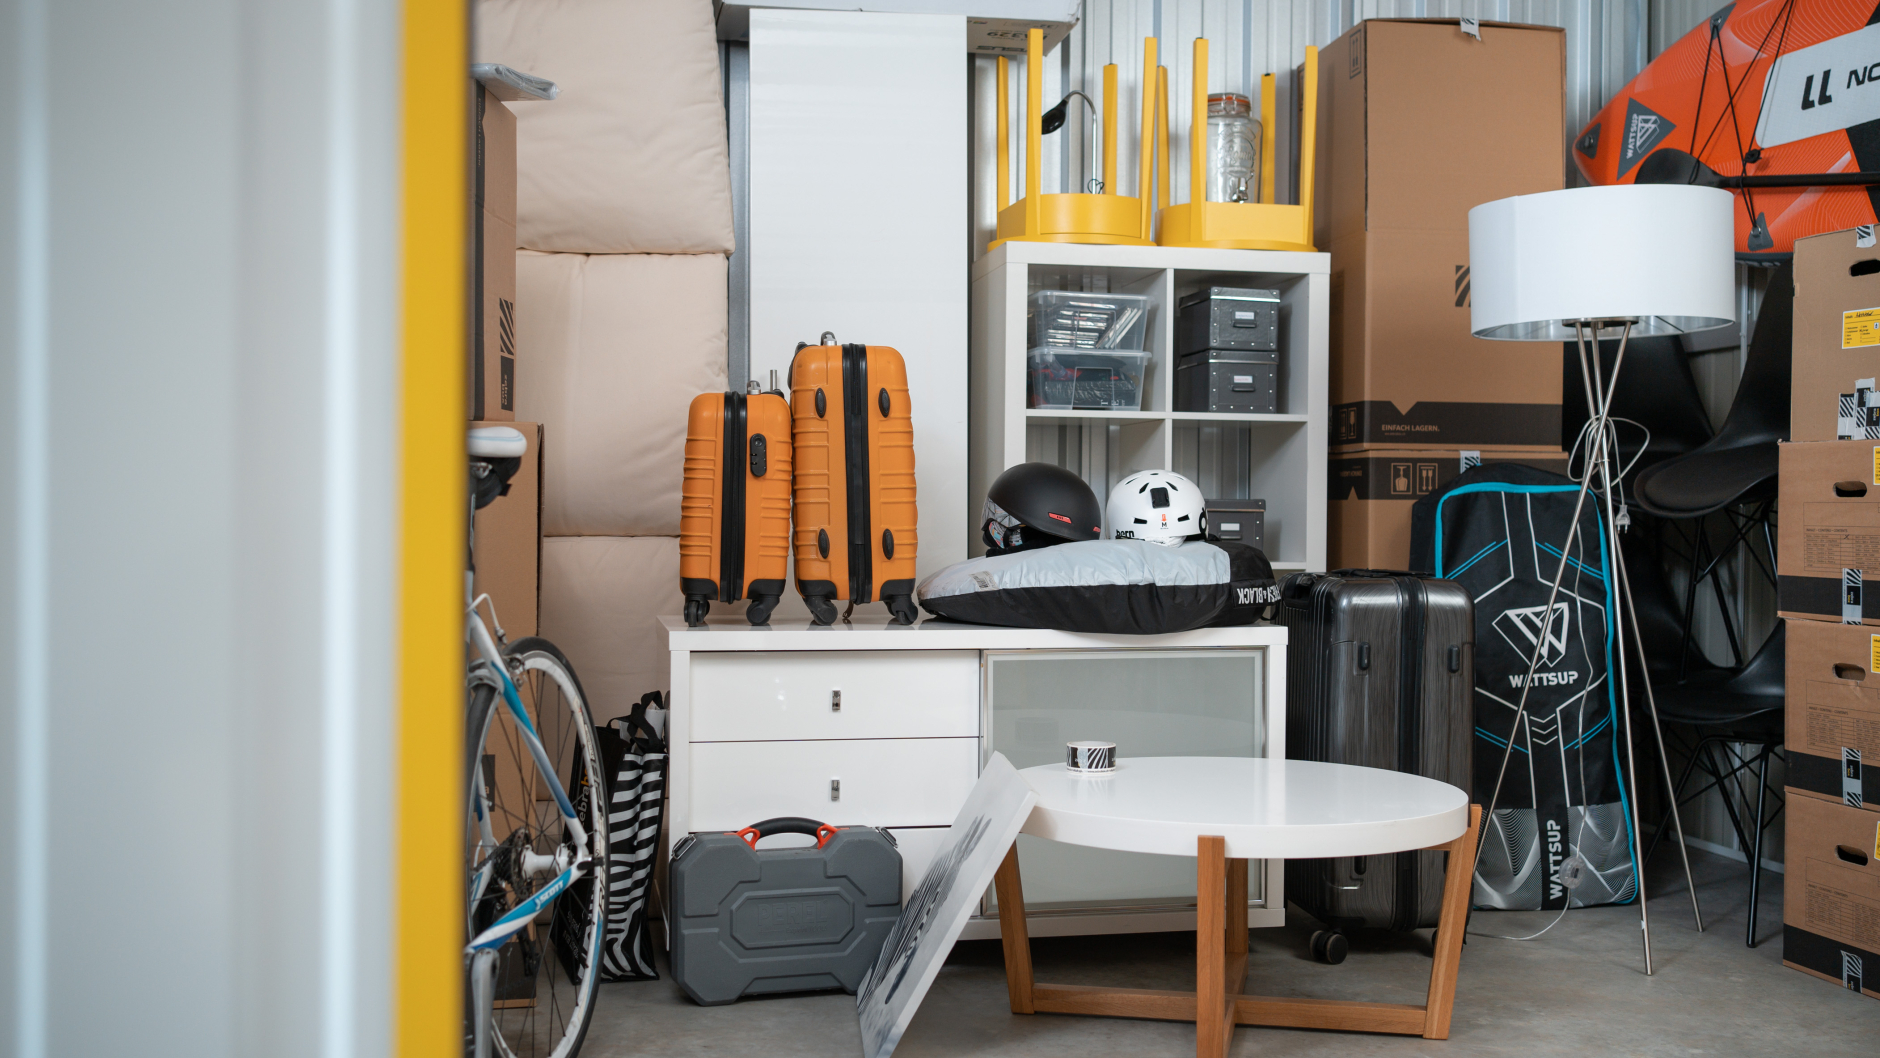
[749, 10, 969, 579]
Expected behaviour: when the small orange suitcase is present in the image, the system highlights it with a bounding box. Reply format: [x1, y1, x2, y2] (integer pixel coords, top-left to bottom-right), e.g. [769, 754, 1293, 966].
[680, 385, 793, 626]
[789, 335, 918, 624]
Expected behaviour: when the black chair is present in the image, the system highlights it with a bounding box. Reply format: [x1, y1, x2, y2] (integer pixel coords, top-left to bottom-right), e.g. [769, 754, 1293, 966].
[1632, 262, 1790, 671]
[1640, 622, 1785, 948]
[1561, 334, 1716, 494]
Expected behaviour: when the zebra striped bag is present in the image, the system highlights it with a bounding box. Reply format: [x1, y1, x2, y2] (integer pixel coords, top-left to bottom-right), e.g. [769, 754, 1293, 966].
[598, 692, 668, 981]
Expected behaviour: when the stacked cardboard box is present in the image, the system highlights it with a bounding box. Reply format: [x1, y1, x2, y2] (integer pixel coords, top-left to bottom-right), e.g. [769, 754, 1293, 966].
[475, 83, 519, 422]
[471, 421, 543, 638]
[1783, 228, 1880, 1000]
[1330, 448, 1568, 571]
[1316, 19, 1568, 570]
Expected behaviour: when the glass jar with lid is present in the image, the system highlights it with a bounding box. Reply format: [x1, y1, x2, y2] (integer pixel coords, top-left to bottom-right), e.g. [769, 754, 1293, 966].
[1206, 93, 1262, 203]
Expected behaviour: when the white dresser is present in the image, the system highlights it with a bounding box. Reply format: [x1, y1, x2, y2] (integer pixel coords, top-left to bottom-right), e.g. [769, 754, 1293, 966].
[662, 614, 1288, 939]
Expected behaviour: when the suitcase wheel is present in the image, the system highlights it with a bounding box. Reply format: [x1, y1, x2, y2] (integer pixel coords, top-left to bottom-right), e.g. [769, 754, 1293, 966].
[805, 595, 839, 626]
[746, 593, 780, 626]
[885, 593, 918, 625]
[684, 596, 710, 628]
[1309, 930, 1348, 965]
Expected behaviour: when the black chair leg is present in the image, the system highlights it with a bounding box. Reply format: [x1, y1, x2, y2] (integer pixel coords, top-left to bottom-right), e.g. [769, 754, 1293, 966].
[1746, 745, 1771, 948]
[1644, 743, 1705, 868]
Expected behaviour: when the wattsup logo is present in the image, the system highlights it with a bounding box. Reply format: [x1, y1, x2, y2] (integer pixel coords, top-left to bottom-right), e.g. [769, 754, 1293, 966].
[1494, 602, 1581, 687]
[1618, 98, 1675, 177]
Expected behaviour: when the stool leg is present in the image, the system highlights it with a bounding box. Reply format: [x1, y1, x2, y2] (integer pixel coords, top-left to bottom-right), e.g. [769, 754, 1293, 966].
[994, 844, 1034, 1014]
[1196, 836, 1233, 1058]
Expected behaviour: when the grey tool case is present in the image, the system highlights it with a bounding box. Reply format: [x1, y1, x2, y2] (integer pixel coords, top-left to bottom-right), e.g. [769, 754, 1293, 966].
[1278, 570, 1473, 940]
[668, 817, 902, 1005]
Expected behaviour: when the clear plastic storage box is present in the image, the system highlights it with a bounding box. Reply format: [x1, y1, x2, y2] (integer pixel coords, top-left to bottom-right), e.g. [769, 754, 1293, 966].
[1027, 348, 1152, 411]
[1028, 291, 1152, 350]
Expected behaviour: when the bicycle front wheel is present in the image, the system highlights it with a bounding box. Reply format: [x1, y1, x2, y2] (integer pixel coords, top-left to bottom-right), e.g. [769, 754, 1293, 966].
[466, 637, 607, 1058]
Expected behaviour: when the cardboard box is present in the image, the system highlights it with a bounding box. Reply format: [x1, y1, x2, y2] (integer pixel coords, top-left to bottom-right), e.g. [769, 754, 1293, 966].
[1329, 447, 1568, 571]
[1792, 228, 1880, 443]
[474, 85, 517, 421]
[1786, 617, 1880, 811]
[471, 421, 541, 637]
[1777, 440, 1880, 625]
[1781, 791, 1880, 1000]
[1317, 20, 1566, 451]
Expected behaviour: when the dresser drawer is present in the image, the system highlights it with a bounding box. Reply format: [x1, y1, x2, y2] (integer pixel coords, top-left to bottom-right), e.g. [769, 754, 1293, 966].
[688, 737, 979, 831]
[689, 650, 979, 742]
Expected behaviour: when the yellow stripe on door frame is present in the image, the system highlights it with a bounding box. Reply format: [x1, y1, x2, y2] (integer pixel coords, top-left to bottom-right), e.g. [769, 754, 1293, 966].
[396, 0, 466, 1052]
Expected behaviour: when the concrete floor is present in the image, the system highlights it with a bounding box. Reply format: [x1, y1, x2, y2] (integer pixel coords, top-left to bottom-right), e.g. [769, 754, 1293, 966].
[580, 848, 1880, 1057]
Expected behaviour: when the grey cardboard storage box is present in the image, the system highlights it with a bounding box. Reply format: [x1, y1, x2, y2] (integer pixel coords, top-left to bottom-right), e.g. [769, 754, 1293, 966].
[668, 820, 902, 1005]
[1176, 350, 1280, 413]
[1177, 287, 1280, 354]
[1206, 498, 1265, 551]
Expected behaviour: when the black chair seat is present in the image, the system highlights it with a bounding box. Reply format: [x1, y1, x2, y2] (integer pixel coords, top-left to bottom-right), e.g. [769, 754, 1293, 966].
[1649, 622, 1785, 729]
[1632, 441, 1778, 518]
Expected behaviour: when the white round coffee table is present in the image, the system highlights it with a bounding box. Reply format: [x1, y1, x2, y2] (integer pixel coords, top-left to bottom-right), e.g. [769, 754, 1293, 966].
[993, 757, 1479, 1058]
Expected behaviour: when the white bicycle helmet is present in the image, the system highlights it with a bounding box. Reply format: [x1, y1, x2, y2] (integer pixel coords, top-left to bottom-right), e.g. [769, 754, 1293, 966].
[1106, 470, 1206, 546]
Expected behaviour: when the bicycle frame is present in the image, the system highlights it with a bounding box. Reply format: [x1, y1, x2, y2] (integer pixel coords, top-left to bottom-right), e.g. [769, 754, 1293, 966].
[464, 609, 593, 956]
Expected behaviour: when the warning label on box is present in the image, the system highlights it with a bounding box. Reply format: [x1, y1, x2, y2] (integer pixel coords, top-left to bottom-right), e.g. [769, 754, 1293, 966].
[1846, 308, 1880, 348]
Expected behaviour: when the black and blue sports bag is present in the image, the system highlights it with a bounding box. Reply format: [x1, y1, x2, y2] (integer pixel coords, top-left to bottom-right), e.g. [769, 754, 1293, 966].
[1411, 464, 1638, 911]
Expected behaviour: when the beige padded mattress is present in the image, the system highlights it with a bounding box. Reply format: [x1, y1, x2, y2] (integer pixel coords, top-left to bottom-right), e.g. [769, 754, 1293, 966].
[539, 535, 680, 722]
[515, 250, 727, 537]
[475, 0, 733, 255]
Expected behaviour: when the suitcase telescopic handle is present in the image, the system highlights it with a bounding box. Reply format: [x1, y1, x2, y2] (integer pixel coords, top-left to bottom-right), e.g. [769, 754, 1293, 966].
[735, 817, 839, 850]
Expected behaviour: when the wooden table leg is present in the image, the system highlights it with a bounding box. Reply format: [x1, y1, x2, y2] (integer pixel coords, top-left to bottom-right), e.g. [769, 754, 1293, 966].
[994, 843, 1035, 1015]
[1422, 804, 1482, 1040]
[1195, 836, 1234, 1058]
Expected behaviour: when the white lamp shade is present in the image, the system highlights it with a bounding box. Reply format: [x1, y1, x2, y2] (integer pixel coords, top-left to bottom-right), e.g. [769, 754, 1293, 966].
[1468, 184, 1736, 341]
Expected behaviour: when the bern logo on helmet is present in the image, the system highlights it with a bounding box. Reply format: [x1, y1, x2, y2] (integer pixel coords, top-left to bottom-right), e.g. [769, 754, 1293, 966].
[1048, 512, 1071, 523]
[1114, 530, 1134, 539]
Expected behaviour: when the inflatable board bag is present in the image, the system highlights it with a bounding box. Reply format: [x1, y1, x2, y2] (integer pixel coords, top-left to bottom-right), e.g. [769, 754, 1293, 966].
[680, 388, 793, 626]
[917, 538, 1276, 634]
[790, 337, 919, 625]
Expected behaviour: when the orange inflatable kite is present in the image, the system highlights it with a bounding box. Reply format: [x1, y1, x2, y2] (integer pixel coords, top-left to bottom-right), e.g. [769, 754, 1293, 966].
[1577, 0, 1880, 258]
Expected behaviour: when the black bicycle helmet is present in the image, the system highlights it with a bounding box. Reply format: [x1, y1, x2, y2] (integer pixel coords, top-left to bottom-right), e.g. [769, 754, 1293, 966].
[980, 462, 1103, 556]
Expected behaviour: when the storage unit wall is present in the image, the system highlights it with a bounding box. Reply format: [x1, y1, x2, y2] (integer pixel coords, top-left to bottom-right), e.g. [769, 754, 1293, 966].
[970, 240, 1329, 571]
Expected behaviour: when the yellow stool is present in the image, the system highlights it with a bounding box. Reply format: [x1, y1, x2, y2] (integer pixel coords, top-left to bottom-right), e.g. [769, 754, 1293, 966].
[988, 30, 1157, 249]
[1155, 40, 1319, 252]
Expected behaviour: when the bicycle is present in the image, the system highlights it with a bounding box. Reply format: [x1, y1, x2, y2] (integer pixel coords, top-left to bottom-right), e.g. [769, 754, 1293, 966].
[464, 425, 608, 1058]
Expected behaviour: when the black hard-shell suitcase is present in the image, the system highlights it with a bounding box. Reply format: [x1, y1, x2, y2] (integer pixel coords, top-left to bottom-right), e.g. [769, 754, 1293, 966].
[667, 817, 901, 1005]
[1278, 570, 1473, 946]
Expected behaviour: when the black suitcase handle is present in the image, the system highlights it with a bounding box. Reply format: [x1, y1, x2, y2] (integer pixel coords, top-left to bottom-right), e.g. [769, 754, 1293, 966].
[735, 817, 839, 850]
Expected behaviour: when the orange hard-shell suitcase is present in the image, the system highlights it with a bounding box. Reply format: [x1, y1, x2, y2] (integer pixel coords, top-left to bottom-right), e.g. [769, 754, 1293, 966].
[680, 385, 793, 626]
[789, 335, 918, 624]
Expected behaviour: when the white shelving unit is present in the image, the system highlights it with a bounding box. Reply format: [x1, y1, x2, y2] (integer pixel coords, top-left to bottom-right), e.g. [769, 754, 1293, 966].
[970, 240, 1330, 572]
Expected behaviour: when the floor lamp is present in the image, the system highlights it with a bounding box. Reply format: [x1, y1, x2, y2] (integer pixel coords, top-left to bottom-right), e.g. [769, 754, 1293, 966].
[1467, 184, 1737, 974]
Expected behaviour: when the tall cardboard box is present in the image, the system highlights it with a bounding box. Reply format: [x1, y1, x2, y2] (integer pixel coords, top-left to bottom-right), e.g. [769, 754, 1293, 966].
[1792, 229, 1880, 443]
[1785, 617, 1880, 811]
[1317, 19, 1566, 451]
[1781, 792, 1880, 1000]
[1329, 447, 1567, 570]
[474, 85, 517, 421]
[1777, 440, 1880, 625]
[471, 421, 541, 637]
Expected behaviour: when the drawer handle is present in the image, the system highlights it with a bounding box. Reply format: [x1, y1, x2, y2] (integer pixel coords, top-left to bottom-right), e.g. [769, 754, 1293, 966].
[831, 690, 841, 712]
[830, 778, 841, 801]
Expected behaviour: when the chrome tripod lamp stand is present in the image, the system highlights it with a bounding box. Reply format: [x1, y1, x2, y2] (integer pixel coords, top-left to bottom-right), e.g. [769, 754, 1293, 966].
[1468, 184, 1736, 974]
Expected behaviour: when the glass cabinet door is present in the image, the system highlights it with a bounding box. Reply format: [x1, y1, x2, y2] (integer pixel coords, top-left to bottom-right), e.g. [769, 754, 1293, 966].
[983, 649, 1267, 914]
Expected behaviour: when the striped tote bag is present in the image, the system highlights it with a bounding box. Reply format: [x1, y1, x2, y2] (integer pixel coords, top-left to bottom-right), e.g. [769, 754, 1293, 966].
[598, 692, 667, 981]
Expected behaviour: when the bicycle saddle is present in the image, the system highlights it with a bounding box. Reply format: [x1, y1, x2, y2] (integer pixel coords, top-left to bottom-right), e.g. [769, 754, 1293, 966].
[468, 425, 527, 459]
